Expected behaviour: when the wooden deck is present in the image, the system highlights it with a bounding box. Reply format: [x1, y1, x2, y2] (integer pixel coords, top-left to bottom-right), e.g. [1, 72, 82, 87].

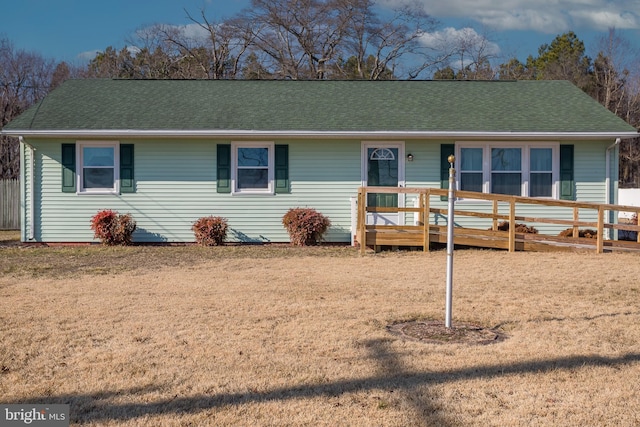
[355, 187, 640, 254]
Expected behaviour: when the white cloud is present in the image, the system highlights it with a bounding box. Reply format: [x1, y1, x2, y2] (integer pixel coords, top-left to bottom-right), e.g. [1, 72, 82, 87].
[178, 23, 211, 42]
[570, 9, 639, 30]
[421, 27, 501, 55]
[76, 49, 100, 61]
[379, 0, 640, 33]
[420, 27, 501, 70]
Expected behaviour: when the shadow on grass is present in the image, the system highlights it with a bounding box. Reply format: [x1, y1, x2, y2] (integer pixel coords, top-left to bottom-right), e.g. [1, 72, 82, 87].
[6, 348, 640, 425]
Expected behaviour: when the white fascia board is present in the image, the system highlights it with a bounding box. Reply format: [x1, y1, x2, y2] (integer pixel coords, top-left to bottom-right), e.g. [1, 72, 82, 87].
[3, 129, 639, 140]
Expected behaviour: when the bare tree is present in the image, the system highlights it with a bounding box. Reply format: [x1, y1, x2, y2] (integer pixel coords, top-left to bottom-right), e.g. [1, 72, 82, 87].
[0, 38, 56, 178]
[84, 46, 138, 78]
[449, 27, 499, 79]
[617, 74, 640, 188]
[592, 28, 639, 115]
[588, 29, 640, 188]
[346, 1, 449, 80]
[237, 0, 355, 79]
[155, 10, 252, 79]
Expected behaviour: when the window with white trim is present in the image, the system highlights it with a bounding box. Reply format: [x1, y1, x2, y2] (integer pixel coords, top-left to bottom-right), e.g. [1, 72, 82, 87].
[232, 142, 275, 194]
[77, 141, 119, 194]
[457, 143, 558, 198]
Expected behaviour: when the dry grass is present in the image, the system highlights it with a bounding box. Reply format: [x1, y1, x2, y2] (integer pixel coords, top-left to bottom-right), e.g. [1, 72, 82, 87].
[1, 244, 640, 426]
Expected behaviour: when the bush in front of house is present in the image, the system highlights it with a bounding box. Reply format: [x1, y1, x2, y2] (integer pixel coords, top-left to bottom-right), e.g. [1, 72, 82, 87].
[558, 228, 598, 238]
[192, 216, 228, 246]
[282, 207, 331, 246]
[492, 221, 539, 234]
[90, 209, 137, 245]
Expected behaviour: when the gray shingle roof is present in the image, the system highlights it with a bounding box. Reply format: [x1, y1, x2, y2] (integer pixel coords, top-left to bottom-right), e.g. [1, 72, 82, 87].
[4, 79, 637, 136]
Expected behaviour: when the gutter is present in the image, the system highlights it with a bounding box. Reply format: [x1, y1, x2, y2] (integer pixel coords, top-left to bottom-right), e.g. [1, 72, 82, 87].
[2, 129, 640, 141]
[19, 137, 35, 241]
[605, 138, 622, 239]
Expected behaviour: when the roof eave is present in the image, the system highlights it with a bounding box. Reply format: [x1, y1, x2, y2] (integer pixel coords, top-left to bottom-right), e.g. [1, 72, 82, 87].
[3, 129, 638, 140]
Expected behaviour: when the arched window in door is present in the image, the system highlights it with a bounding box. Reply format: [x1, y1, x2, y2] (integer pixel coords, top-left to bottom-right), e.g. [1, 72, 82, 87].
[369, 148, 396, 161]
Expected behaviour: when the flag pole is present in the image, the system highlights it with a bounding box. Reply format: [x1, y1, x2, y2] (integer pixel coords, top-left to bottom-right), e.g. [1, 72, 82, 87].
[445, 155, 456, 328]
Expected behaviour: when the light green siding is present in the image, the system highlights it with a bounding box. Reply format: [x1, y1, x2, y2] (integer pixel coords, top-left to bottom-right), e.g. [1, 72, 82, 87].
[22, 137, 616, 243]
[25, 138, 362, 243]
[425, 140, 613, 235]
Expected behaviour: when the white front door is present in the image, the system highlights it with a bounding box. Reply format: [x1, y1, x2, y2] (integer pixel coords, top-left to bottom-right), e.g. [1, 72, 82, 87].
[362, 142, 405, 225]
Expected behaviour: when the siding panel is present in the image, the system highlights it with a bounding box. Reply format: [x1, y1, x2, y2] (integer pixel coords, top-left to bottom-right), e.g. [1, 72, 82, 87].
[26, 138, 615, 243]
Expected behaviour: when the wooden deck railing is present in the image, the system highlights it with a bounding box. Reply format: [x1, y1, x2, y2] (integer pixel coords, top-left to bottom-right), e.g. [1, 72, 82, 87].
[356, 187, 640, 254]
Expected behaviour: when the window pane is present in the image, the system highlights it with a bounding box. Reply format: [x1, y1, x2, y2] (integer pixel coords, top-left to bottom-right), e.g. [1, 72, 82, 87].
[530, 148, 552, 171]
[492, 173, 521, 195]
[461, 148, 482, 171]
[461, 172, 483, 192]
[83, 168, 114, 188]
[238, 148, 268, 167]
[238, 169, 268, 189]
[83, 147, 114, 167]
[530, 173, 552, 197]
[492, 148, 521, 171]
[367, 148, 398, 187]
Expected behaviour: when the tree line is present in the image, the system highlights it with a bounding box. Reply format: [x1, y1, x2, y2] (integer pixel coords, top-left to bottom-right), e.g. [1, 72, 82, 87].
[1, 0, 639, 185]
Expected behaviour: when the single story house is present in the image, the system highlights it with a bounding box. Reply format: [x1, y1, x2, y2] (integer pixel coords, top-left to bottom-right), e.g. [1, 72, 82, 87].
[2, 79, 637, 244]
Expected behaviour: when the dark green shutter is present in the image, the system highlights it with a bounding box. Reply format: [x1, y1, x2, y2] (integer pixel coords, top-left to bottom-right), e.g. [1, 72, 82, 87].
[120, 144, 135, 193]
[559, 144, 574, 200]
[61, 143, 76, 193]
[217, 144, 231, 193]
[275, 144, 289, 194]
[440, 144, 455, 201]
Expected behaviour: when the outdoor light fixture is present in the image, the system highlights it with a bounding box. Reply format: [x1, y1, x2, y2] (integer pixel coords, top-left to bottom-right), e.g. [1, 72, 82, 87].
[407, 153, 414, 162]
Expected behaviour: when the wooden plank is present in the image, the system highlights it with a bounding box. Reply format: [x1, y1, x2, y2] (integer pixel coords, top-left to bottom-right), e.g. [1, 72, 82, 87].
[366, 225, 422, 231]
[597, 206, 604, 254]
[423, 194, 430, 252]
[430, 208, 509, 221]
[367, 207, 422, 213]
[610, 223, 640, 232]
[358, 188, 366, 255]
[492, 200, 498, 231]
[514, 217, 596, 227]
[509, 198, 516, 252]
[356, 186, 640, 254]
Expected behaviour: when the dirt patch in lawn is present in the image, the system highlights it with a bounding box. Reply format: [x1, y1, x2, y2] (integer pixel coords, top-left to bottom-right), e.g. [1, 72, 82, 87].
[387, 320, 506, 345]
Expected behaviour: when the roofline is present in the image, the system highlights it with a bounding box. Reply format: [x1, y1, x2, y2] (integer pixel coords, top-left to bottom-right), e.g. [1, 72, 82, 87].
[2, 129, 638, 140]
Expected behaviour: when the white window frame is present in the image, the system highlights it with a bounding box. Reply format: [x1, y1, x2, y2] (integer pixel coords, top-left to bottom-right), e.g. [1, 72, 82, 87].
[231, 141, 275, 195]
[76, 141, 120, 195]
[455, 142, 559, 199]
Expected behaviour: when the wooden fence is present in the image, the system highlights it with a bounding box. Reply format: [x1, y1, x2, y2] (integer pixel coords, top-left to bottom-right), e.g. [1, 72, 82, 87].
[356, 187, 640, 254]
[0, 179, 20, 230]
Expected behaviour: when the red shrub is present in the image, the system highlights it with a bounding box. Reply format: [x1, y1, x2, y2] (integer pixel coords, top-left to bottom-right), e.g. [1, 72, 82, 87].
[282, 208, 331, 246]
[558, 228, 598, 238]
[192, 216, 228, 246]
[493, 221, 538, 234]
[90, 210, 136, 245]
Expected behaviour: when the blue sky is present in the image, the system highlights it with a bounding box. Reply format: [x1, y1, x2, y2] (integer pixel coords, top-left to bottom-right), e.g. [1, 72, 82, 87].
[2, 0, 639, 68]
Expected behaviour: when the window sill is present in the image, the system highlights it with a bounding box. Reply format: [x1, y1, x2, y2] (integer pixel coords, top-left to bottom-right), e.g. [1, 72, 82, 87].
[77, 190, 119, 195]
[232, 191, 276, 196]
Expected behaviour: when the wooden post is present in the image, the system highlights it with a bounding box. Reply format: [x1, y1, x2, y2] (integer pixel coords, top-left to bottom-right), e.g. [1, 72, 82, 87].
[636, 208, 640, 244]
[423, 192, 430, 252]
[509, 198, 516, 252]
[573, 207, 579, 238]
[492, 200, 498, 231]
[597, 205, 604, 254]
[358, 188, 366, 255]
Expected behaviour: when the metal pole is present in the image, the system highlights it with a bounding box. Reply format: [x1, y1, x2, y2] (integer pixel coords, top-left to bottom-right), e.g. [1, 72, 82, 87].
[445, 155, 456, 328]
